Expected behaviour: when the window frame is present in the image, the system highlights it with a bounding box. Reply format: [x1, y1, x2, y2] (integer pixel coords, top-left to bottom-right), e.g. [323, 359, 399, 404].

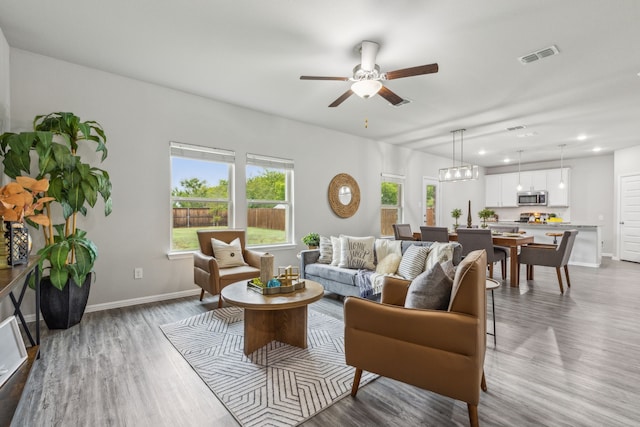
[245, 153, 294, 247]
[380, 173, 405, 237]
[169, 141, 235, 253]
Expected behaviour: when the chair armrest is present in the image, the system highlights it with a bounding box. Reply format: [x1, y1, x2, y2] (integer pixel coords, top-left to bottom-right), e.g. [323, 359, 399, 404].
[344, 297, 479, 356]
[299, 249, 320, 278]
[380, 276, 411, 306]
[243, 249, 264, 268]
[193, 251, 220, 276]
[525, 243, 557, 249]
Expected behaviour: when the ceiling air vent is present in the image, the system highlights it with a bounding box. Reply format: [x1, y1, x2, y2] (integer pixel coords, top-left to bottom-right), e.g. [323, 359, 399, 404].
[507, 125, 526, 131]
[518, 45, 560, 64]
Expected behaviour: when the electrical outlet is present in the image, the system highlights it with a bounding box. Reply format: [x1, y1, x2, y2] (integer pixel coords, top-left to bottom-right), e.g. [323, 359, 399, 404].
[134, 268, 143, 279]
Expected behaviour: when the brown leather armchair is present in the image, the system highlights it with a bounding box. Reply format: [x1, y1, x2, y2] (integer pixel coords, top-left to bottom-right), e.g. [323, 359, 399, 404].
[193, 229, 262, 307]
[345, 250, 488, 427]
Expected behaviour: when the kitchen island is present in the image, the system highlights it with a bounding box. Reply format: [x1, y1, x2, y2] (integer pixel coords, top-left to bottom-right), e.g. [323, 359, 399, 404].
[492, 223, 601, 268]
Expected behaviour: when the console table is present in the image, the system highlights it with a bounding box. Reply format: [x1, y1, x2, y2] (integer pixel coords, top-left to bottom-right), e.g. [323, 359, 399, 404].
[0, 256, 41, 427]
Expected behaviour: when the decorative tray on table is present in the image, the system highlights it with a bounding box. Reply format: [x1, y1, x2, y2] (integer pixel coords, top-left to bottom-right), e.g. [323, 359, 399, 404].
[247, 280, 305, 295]
[247, 266, 305, 295]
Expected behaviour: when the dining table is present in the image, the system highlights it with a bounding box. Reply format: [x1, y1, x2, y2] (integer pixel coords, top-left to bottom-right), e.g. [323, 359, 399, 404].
[449, 232, 534, 287]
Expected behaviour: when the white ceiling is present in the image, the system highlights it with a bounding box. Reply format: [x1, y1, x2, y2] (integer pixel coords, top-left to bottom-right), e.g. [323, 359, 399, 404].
[1, 0, 639, 167]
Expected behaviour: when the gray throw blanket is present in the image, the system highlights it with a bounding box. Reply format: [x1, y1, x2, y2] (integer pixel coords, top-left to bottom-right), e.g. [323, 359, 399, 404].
[355, 269, 375, 298]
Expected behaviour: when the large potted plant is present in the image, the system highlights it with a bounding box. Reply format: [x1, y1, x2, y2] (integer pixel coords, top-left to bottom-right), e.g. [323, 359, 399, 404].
[0, 112, 112, 329]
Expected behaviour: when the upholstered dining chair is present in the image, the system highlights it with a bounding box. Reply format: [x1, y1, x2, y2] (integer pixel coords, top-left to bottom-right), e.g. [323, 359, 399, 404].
[456, 228, 508, 279]
[345, 250, 488, 427]
[419, 226, 450, 243]
[518, 229, 578, 293]
[488, 225, 520, 233]
[392, 223, 415, 240]
[193, 229, 262, 307]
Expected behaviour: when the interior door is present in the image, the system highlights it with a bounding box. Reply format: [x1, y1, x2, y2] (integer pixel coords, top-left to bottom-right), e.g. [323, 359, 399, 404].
[620, 174, 640, 262]
[422, 177, 438, 226]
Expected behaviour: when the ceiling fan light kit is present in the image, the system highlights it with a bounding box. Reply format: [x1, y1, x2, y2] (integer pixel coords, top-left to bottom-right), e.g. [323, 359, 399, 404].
[300, 40, 438, 107]
[439, 129, 480, 183]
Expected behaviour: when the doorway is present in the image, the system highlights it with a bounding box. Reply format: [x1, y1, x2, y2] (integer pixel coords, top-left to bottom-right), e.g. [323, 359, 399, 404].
[620, 174, 640, 262]
[422, 177, 439, 226]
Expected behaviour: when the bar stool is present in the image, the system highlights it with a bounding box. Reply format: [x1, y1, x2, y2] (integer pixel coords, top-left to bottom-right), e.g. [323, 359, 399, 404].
[545, 232, 563, 244]
[486, 278, 500, 346]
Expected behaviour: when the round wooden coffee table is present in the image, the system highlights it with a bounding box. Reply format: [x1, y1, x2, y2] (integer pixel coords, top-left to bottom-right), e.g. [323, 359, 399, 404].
[221, 280, 324, 355]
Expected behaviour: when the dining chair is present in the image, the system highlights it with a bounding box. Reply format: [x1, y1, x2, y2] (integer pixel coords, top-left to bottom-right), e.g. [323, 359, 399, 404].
[518, 230, 578, 293]
[392, 224, 415, 241]
[488, 225, 520, 233]
[456, 228, 508, 279]
[419, 226, 450, 243]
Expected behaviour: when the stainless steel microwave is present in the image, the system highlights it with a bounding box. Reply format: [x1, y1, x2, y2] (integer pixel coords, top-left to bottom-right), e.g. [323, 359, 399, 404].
[517, 191, 548, 206]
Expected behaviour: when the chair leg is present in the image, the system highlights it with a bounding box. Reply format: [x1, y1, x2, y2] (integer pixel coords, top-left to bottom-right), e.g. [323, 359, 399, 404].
[555, 267, 564, 294]
[199, 289, 205, 301]
[501, 259, 506, 279]
[564, 265, 571, 288]
[467, 403, 479, 427]
[481, 370, 487, 392]
[351, 368, 363, 397]
[527, 264, 533, 280]
[217, 296, 223, 308]
[488, 263, 494, 279]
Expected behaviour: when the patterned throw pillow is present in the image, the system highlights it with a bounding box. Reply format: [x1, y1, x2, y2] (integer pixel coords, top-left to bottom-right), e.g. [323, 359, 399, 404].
[317, 235, 333, 264]
[397, 245, 430, 280]
[404, 262, 454, 310]
[425, 242, 455, 272]
[338, 235, 375, 270]
[211, 237, 247, 268]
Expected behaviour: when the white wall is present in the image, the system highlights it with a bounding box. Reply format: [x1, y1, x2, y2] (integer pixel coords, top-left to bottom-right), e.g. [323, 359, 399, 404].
[9, 48, 465, 314]
[0, 28, 10, 319]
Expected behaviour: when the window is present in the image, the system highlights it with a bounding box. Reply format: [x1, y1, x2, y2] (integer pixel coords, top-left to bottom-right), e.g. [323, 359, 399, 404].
[246, 153, 294, 246]
[170, 142, 234, 252]
[380, 173, 404, 236]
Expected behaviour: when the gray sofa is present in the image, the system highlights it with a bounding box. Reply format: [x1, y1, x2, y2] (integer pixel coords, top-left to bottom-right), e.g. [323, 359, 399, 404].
[300, 240, 462, 298]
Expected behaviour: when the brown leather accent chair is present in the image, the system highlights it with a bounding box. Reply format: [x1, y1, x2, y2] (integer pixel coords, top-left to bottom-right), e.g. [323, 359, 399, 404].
[419, 226, 450, 243]
[345, 250, 488, 427]
[392, 223, 415, 240]
[193, 229, 262, 307]
[518, 229, 578, 293]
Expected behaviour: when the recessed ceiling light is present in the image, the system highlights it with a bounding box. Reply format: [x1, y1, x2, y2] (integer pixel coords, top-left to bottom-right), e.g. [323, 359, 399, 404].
[516, 132, 538, 138]
[577, 135, 587, 141]
[592, 147, 601, 152]
[503, 158, 511, 163]
[478, 150, 486, 155]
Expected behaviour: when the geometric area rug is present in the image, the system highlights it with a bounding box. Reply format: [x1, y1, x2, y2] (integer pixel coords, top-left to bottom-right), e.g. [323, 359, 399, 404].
[160, 307, 378, 427]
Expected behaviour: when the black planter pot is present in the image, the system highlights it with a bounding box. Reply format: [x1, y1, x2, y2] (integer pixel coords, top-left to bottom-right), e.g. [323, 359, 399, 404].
[40, 273, 92, 329]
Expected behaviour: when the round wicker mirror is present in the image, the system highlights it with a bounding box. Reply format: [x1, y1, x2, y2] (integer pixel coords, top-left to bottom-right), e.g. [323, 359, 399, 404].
[328, 173, 360, 218]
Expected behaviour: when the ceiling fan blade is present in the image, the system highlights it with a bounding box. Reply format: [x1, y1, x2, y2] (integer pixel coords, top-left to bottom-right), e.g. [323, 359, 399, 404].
[329, 89, 354, 107]
[360, 40, 380, 72]
[385, 63, 439, 80]
[300, 75, 349, 81]
[378, 86, 404, 105]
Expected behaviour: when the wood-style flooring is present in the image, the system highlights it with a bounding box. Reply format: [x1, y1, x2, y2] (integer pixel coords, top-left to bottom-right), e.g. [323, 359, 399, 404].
[10, 258, 640, 427]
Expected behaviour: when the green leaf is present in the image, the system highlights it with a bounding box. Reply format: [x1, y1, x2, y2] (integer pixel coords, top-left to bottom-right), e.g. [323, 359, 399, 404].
[50, 268, 69, 290]
[81, 179, 98, 207]
[49, 177, 64, 201]
[49, 243, 70, 270]
[104, 197, 113, 216]
[61, 201, 74, 220]
[67, 185, 85, 212]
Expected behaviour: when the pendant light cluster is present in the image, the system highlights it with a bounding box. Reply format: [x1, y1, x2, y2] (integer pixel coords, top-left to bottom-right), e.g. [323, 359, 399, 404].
[438, 129, 479, 182]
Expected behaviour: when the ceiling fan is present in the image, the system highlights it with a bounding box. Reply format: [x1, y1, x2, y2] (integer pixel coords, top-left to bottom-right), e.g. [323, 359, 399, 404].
[300, 40, 438, 107]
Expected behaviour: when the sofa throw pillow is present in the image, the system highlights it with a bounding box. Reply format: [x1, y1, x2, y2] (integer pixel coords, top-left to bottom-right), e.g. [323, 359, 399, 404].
[404, 262, 454, 310]
[338, 235, 375, 270]
[376, 253, 402, 275]
[330, 236, 341, 266]
[425, 242, 455, 272]
[317, 235, 333, 264]
[397, 245, 430, 280]
[211, 237, 247, 268]
[374, 239, 402, 264]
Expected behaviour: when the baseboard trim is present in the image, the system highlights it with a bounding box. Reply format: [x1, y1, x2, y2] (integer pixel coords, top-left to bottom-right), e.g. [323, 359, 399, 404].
[23, 288, 202, 323]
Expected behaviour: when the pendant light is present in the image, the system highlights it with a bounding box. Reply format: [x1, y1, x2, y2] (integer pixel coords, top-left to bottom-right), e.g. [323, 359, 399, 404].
[558, 144, 566, 189]
[438, 129, 479, 182]
[516, 150, 523, 191]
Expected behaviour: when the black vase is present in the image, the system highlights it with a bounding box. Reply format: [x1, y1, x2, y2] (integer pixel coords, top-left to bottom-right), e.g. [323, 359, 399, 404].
[40, 273, 92, 329]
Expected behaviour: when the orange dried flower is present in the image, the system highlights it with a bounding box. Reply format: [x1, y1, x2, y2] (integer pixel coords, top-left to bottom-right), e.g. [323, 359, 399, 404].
[0, 176, 53, 226]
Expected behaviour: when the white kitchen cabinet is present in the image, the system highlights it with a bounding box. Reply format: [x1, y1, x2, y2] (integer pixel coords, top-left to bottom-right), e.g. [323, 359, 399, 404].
[546, 168, 570, 206]
[485, 173, 518, 207]
[518, 170, 547, 191]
